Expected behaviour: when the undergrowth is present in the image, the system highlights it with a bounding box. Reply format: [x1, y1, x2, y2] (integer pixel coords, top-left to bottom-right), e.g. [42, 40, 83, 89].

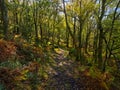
[0, 39, 53, 89]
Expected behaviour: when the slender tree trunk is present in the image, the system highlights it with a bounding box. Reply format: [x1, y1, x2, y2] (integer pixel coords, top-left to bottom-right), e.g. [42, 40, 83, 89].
[13, 12, 19, 34]
[97, 0, 107, 69]
[66, 31, 69, 47]
[85, 24, 91, 55]
[34, 18, 38, 42]
[77, 20, 83, 62]
[0, 0, 9, 40]
[62, 0, 74, 47]
[98, 21, 104, 69]
[33, 1, 39, 44]
[40, 23, 43, 43]
[73, 17, 77, 48]
[76, 0, 84, 62]
[93, 29, 99, 63]
[85, 33, 91, 55]
[15, 12, 19, 34]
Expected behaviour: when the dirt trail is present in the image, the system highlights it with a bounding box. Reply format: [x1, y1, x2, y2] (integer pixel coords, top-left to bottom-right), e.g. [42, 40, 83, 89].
[43, 48, 109, 90]
[45, 48, 82, 90]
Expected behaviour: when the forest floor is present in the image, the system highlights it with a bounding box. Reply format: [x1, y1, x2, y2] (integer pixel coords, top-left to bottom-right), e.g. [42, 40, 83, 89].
[44, 48, 108, 90]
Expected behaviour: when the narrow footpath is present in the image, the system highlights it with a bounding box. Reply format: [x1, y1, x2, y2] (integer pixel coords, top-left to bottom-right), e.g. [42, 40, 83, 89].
[45, 48, 84, 90]
[44, 48, 108, 90]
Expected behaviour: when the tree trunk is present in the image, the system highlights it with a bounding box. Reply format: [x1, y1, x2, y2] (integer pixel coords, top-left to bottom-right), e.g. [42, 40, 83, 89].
[76, 1, 83, 62]
[97, 0, 106, 69]
[40, 23, 43, 44]
[73, 17, 77, 48]
[33, 1, 39, 44]
[98, 22, 104, 69]
[76, 20, 84, 62]
[0, 0, 9, 40]
[15, 12, 19, 34]
[66, 31, 69, 47]
[93, 29, 99, 63]
[62, 0, 74, 47]
[85, 25, 91, 55]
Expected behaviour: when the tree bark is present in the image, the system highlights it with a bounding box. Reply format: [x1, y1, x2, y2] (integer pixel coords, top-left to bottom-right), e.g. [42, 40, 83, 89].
[73, 17, 77, 48]
[97, 0, 106, 69]
[62, 0, 74, 47]
[33, 1, 39, 44]
[0, 0, 9, 40]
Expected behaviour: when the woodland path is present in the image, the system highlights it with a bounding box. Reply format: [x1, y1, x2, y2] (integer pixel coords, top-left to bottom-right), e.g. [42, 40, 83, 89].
[45, 48, 84, 90]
